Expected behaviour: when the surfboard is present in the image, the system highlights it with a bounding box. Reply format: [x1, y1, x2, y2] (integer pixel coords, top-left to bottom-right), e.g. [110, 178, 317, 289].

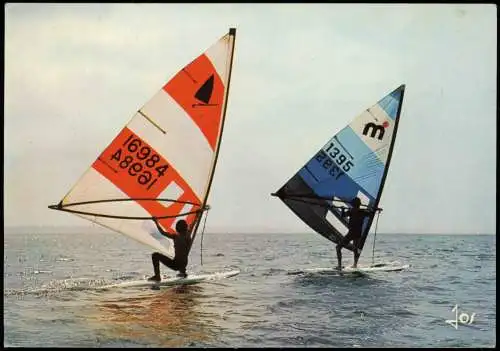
[288, 262, 409, 275]
[98, 269, 240, 290]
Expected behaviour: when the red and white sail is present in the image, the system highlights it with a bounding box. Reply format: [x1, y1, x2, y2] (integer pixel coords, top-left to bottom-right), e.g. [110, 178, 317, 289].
[52, 28, 236, 258]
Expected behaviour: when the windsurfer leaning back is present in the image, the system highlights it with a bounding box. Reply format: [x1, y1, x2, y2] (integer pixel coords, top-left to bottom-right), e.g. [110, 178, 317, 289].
[147, 219, 191, 282]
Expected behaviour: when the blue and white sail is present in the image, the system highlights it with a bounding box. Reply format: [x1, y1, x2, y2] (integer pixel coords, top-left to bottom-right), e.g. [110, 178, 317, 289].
[272, 85, 405, 253]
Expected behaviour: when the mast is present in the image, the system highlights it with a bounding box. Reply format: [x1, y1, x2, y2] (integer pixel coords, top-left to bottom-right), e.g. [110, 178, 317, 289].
[189, 28, 237, 251]
[359, 84, 405, 250]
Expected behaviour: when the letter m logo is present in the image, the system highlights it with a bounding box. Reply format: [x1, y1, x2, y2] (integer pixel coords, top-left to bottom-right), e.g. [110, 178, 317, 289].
[362, 122, 385, 140]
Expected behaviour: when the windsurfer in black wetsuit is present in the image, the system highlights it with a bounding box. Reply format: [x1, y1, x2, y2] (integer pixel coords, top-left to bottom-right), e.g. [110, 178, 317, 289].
[147, 219, 191, 281]
[336, 197, 379, 270]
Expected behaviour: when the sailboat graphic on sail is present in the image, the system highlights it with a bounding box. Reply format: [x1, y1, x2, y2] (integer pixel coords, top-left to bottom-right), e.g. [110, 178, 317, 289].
[272, 85, 409, 274]
[48, 28, 240, 285]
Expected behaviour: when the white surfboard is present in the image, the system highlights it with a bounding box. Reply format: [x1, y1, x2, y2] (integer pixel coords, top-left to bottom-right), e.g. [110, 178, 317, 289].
[97, 269, 240, 290]
[288, 262, 409, 275]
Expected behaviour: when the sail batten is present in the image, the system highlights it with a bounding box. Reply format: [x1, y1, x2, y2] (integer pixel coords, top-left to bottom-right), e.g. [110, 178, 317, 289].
[273, 85, 405, 255]
[49, 28, 237, 259]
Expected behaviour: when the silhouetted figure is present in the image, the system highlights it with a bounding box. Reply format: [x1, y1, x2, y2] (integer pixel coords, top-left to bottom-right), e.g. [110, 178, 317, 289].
[336, 197, 378, 270]
[147, 219, 191, 281]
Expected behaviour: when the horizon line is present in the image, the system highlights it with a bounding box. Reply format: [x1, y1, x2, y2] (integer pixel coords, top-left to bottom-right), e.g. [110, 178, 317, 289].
[2, 226, 495, 236]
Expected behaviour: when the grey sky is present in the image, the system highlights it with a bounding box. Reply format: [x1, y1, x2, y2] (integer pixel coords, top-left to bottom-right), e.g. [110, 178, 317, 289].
[4, 3, 496, 234]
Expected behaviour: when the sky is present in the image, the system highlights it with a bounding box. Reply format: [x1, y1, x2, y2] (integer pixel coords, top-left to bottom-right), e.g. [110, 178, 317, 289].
[4, 3, 497, 234]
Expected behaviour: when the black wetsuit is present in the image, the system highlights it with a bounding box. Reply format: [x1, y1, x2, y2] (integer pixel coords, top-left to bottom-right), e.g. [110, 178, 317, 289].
[336, 206, 375, 269]
[339, 207, 373, 250]
[152, 228, 191, 277]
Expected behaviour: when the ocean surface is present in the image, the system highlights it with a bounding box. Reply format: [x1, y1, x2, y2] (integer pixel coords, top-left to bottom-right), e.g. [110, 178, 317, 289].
[3, 230, 496, 348]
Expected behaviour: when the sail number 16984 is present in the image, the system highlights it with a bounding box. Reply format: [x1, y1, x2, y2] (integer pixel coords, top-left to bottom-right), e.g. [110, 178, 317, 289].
[109, 134, 169, 190]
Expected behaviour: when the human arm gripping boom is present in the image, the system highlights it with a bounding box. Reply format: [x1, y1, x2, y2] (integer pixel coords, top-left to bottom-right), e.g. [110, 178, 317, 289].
[152, 218, 177, 239]
[337, 205, 383, 219]
[361, 207, 383, 215]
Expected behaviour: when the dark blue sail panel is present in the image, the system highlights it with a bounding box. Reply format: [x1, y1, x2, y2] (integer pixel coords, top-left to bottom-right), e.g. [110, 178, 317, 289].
[273, 85, 405, 253]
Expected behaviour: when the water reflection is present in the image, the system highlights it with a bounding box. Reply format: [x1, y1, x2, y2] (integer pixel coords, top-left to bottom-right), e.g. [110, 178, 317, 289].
[88, 285, 217, 347]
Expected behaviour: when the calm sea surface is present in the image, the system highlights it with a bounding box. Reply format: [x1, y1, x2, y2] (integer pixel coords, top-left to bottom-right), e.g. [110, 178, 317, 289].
[3, 231, 496, 347]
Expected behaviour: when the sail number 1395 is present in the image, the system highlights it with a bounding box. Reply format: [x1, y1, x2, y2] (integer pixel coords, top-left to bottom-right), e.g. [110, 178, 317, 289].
[315, 142, 354, 180]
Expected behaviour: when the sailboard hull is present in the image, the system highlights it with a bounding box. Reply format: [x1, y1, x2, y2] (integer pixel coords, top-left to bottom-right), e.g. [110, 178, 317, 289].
[288, 263, 409, 275]
[97, 269, 240, 289]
